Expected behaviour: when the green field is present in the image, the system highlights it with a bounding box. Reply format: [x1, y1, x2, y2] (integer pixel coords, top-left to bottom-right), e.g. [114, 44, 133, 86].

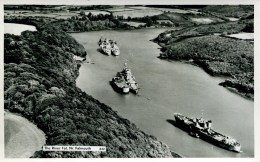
[5, 112, 46, 158]
[113, 9, 163, 18]
[122, 21, 146, 27]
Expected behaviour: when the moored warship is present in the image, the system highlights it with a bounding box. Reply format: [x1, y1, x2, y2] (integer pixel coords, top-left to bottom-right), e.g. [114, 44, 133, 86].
[99, 38, 111, 55]
[110, 41, 120, 56]
[174, 113, 242, 153]
[98, 37, 120, 56]
[111, 75, 130, 94]
[111, 63, 139, 94]
[121, 63, 139, 94]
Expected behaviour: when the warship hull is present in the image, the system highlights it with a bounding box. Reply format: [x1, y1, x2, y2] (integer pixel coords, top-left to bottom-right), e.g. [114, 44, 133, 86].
[100, 45, 111, 55]
[111, 45, 120, 56]
[174, 113, 241, 153]
[98, 37, 119, 56]
[111, 78, 129, 94]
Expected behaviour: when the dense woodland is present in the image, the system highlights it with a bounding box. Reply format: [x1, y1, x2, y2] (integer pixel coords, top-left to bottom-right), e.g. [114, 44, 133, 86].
[4, 17, 180, 157]
[154, 15, 254, 99]
[4, 5, 254, 158]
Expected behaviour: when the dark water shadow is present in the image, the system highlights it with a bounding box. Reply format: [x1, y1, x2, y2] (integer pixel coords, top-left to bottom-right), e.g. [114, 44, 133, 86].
[109, 81, 129, 95]
[166, 119, 176, 126]
[166, 119, 189, 133]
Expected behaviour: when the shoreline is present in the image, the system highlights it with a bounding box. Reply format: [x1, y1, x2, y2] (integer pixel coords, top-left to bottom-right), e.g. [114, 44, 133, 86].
[3, 5, 254, 157]
[152, 32, 254, 101]
[156, 56, 254, 101]
[4, 22, 181, 158]
[73, 36, 182, 157]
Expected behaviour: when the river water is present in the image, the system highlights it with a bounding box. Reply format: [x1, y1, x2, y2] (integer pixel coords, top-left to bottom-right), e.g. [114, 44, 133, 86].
[71, 28, 254, 157]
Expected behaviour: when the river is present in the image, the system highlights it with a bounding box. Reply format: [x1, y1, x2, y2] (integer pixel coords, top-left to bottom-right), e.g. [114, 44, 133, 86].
[71, 28, 254, 157]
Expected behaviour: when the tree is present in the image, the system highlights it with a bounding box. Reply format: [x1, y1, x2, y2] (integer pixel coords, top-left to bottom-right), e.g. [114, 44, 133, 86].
[127, 16, 131, 22]
[79, 11, 85, 17]
[87, 12, 92, 18]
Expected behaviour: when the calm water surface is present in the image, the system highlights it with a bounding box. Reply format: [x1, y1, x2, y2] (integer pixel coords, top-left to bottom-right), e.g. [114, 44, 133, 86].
[72, 29, 254, 157]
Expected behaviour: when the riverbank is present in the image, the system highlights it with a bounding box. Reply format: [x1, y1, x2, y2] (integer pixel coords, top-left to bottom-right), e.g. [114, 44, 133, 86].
[72, 29, 253, 157]
[153, 16, 254, 100]
[4, 5, 253, 157]
[5, 112, 46, 158]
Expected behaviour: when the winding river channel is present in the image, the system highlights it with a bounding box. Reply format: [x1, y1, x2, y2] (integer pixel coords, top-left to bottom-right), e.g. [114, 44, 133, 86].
[71, 28, 254, 157]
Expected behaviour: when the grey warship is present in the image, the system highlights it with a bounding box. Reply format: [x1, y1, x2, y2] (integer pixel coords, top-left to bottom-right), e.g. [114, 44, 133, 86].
[174, 113, 242, 153]
[111, 63, 139, 94]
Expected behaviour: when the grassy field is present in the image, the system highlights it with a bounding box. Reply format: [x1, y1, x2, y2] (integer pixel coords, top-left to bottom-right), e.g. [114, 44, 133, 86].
[149, 7, 192, 14]
[226, 17, 240, 21]
[190, 18, 214, 24]
[109, 6, 203, 19]
[4, 10, 79, 19]
[4, 9, 112, 20]
[122, 21, 146, 27]
[83, 10, 110, 16]
[5, 112, 45, 158]
[157, 20, 173, 24]
[227, 33, 254, 40]
[55, 15, 75, 19]
[106, 8, 135, 12]
[112, 9, 163, 18]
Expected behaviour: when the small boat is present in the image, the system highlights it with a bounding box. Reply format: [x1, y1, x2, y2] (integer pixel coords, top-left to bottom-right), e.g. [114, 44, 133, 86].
[99, 38, 111, 55]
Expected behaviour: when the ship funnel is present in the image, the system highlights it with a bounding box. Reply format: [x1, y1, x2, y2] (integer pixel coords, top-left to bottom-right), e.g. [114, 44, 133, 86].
[207, 120, 212, 128]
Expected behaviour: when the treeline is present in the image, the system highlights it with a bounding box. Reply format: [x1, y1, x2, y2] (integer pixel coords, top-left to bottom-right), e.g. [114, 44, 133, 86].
[4, 21, 178, 158]
[4, 11, 176, 32]
[155, 17, 253, 45]
[41, 12, 174, 32]
[69, 5, 113, 11]
[45, 17, 131, 32]
[4, 16, 53, 30]
[4, 5, 113, 12]
[4, 14, 132, 32]
[242, 21, 254, 32]
[154, 19, 254, 99]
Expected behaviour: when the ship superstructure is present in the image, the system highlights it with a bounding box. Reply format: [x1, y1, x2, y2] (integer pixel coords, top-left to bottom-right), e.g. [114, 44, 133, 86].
[111, 63, 139, 94]
[98, 37, 120, 56]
